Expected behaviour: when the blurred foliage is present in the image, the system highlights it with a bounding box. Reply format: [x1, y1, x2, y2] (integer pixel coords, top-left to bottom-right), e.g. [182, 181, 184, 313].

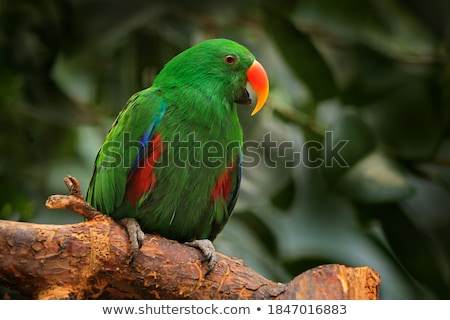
[1, 0, 449, 299]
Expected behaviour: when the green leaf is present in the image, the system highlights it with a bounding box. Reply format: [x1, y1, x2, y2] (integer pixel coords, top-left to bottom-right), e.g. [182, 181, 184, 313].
[323, 110, 376, 182]
[363, 78, 444, 160]
[265, 10, 336, 102]
[271, 176, 296, 211]
[339, 44, 407, 107]
[336, 151, 414, 203]
[292, 0, 435, 59]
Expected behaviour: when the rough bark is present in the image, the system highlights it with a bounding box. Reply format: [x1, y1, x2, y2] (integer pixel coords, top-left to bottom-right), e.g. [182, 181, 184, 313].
[0, 176, 381, 299]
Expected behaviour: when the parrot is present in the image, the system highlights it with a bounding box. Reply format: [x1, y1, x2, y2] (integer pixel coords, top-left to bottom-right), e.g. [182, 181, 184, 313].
[86, 38, 269, 274]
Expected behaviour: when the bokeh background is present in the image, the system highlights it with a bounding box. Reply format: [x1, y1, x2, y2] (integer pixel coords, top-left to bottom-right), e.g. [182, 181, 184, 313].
[1, 0, 449, 299]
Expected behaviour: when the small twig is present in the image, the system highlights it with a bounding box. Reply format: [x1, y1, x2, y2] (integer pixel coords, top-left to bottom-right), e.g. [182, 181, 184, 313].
[273, 107, 327, 136]
[45, 175, 101, 220]
[64, 175, 83, 199]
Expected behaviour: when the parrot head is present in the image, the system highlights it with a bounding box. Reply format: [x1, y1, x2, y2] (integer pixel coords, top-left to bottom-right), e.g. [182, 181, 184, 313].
[152, 38, 269, 116]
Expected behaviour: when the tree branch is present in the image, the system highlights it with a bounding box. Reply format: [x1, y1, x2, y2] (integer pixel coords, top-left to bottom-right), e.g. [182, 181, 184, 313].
[0, 176, 381, 299]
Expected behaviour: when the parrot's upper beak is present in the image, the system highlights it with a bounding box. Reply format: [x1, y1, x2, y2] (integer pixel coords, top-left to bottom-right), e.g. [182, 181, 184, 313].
[246, 59, 269, 116]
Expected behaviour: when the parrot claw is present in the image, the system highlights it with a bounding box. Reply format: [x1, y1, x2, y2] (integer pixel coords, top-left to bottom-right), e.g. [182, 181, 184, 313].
[119, 218, 145, 263]
[185, 239, 217, 276]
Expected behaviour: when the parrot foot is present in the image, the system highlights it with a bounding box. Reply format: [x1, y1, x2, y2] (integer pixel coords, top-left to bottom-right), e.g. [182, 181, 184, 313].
[119, 218, 145, 263]
[185, 239, 217, 276]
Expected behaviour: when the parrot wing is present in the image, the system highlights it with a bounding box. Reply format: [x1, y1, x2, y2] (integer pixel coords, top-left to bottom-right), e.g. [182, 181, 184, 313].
[86, 88, 166, 215]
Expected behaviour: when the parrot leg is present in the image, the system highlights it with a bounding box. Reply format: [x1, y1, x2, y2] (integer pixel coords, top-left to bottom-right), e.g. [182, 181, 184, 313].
[119, 217, 145, 263]
[185, 239, 217, 276]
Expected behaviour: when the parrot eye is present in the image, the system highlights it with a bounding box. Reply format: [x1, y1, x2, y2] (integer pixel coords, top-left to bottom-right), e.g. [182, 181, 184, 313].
[224, 55, 236, 65]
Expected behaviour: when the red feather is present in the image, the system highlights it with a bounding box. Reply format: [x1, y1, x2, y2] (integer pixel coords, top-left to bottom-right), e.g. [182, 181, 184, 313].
[126, 133, 163, 206]
[211, 164, 234, 202]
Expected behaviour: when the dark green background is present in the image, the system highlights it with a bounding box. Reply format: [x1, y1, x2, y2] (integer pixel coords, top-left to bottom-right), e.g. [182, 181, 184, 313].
[1, 0, 449, 299]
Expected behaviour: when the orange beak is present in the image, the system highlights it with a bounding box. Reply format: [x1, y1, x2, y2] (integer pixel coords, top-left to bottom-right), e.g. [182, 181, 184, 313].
[246, 59, 269, 116]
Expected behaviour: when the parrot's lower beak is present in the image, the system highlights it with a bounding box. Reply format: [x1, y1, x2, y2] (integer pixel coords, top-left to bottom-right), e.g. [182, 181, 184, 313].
[246, 59, 269, 116]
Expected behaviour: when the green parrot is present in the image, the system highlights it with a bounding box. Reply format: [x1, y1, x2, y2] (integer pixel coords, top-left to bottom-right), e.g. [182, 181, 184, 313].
[86, 38, 269, 273]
